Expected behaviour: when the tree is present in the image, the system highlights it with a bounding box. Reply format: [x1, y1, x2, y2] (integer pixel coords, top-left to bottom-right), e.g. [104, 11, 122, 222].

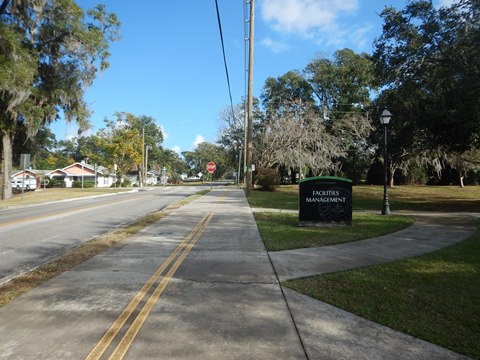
[183, 142, 230, 179]
[372, 88, 429, 187]
[97, 112, 164, 185]
[12, 125, 56, 168]
[255, 108, 369, 178]
[0, 0, 120, 199]
[261, 70, 315, 116]
[256, 55, 373, 181]
[217, 99, 264, 182]
[444, 149, 480, 187]
[304, 49, 374, 179]
[372, 0, 480, 153]
[158, 149, 188, 182]
[305, 48, 375, 119]
[136, 115, 164, 173]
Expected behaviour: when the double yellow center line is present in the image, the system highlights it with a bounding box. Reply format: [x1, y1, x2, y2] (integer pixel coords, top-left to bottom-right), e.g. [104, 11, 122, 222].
[86, 212, 214, 360]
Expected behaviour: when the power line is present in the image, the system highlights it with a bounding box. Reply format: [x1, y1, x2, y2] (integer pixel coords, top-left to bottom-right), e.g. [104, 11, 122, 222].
[214, 0, 236, 123]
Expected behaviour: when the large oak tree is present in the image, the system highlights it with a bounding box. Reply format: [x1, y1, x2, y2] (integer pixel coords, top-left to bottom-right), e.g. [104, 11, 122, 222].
[373, 0, 480, 153]
[0, 0, 120, 199]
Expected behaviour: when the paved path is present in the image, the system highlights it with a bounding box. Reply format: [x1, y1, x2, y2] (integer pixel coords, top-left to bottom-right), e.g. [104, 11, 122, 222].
[264, 211, 477, 281]
[0, 189, 476, 359]
[262, 209, 477, 360]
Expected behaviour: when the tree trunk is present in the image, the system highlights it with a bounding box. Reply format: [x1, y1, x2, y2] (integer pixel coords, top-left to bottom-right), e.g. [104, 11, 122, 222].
[1, 131, 13, 200]
[459, 175, 465, 188]
[389, 166, 397, 188]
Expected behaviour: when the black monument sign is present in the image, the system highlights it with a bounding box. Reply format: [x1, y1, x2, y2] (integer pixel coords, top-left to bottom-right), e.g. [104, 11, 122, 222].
[299, 176, 352, 226]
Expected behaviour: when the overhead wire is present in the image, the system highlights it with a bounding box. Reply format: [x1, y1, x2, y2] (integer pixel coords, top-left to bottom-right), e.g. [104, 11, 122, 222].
[214, 0, 236, 123]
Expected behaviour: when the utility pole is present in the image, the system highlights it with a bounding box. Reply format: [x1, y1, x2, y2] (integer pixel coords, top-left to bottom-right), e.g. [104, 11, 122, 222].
[141, 128, 145, 188]
[145, 145, 150, 186]
[246, 0, 254, 195]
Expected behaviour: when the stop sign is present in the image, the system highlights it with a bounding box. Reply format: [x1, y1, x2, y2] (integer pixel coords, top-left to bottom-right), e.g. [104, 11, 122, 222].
[206, 162, 216, 174]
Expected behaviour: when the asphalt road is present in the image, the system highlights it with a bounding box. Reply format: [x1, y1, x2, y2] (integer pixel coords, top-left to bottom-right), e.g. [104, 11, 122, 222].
[0, 186, 205, 284]
[0, 187, 308, 360]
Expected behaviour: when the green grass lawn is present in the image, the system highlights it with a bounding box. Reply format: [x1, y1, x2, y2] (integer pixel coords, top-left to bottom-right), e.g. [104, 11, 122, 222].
[248, 185, 480, 359]
[255, 212, 414, 251]
[248, 184, 480, 212]
[283, 229, 480, 359]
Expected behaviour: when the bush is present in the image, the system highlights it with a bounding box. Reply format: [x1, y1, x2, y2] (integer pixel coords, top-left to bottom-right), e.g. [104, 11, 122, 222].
[168, 173, 182, 185]
[46, 178, 66, 188]
[255, 167, 280, 191]
[121, 177, 131, 187]
[72, 180, 95, 188]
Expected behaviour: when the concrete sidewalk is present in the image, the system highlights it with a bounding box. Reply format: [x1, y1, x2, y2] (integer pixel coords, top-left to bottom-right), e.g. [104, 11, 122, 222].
[0, 188, 475, 359]
[266, 211, 477, 281]
[0, 188, 305, 359]
[265, 210, 477, 360]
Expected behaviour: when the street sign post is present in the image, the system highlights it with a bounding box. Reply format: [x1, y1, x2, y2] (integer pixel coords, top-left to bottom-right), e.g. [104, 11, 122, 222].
[206, 162, 216, 189]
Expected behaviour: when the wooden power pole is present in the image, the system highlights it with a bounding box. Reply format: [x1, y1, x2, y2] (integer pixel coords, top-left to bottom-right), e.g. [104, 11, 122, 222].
[246, 0, 254, 195]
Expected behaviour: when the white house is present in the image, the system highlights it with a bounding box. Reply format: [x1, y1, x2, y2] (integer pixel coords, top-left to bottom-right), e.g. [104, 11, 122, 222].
[10, 170, 39, 190]
[46, 162, 115, 188]
[125, 170, 157, 186]
[146, 171, 158, 185]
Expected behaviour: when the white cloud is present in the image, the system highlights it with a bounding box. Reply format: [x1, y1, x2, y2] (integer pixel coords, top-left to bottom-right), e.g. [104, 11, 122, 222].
[160, 125, 169, 141]
[193, 134, 205, 148]
[339, 23, 374, 48]
[261, 0, 358, 36]
[171, 145, 181, 154]
[259, 0, 372, 51]
[260, 37, 290, 53]
[437, 0, 457, 7]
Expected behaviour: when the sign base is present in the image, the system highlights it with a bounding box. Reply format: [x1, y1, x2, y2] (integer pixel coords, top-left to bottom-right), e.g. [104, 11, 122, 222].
[298, 220, 351, 227]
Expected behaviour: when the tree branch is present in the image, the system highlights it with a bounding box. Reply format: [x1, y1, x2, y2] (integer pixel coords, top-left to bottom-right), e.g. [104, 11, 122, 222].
[0, 0, 10, 15]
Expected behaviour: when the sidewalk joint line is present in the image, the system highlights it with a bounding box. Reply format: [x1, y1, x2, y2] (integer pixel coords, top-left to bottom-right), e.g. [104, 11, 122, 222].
[265, 252, 311, 360]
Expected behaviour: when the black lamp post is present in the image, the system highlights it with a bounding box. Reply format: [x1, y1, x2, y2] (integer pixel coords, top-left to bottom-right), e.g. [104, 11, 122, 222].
[380, 109, 392, 215]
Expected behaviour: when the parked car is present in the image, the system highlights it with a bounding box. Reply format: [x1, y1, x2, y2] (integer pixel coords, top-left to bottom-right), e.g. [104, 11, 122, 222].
[184, 176, 201, 182]
[11, 178, 37, 191]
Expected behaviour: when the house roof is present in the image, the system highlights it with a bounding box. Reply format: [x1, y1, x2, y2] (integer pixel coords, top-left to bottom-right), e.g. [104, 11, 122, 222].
[11, 170, 38, 178]
[62, 163, 96, 176]
[46, 162, 110, 177]
[47, 169, 69, 176]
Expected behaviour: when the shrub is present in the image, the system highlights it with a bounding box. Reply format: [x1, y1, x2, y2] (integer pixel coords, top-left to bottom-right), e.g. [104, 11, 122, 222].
[121, 177, 131, 187]
[46, 178, 66, 188]
[72, 180, 95, 188]
[255, 167, 280, 191]
[168, 173, 182, 185]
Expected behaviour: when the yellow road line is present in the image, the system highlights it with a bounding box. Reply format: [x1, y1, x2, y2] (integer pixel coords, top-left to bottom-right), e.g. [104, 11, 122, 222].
[109, 213, 213, 360]
[85, 213, 213, 360]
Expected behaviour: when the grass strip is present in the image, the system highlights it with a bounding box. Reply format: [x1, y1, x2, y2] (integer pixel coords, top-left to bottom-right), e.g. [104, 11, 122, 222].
[283, 227, 480, 359]
[0, 190, 210, 307]
[248, 185, 480, 212]
[255, 212, 414, 251]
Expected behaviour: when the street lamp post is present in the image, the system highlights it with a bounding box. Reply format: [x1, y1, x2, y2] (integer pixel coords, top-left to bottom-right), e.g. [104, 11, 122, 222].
[380, 109, 392, 215]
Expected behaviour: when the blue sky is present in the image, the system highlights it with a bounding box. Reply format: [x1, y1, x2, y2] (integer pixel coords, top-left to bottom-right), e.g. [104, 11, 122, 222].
[52, 0, 454, 154]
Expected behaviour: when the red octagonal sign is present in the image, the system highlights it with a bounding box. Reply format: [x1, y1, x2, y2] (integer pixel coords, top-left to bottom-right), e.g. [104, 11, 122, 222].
[207, 162, 216, 174]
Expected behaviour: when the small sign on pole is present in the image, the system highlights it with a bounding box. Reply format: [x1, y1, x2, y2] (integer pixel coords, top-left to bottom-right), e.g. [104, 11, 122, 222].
[20, 154, 31, 170]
